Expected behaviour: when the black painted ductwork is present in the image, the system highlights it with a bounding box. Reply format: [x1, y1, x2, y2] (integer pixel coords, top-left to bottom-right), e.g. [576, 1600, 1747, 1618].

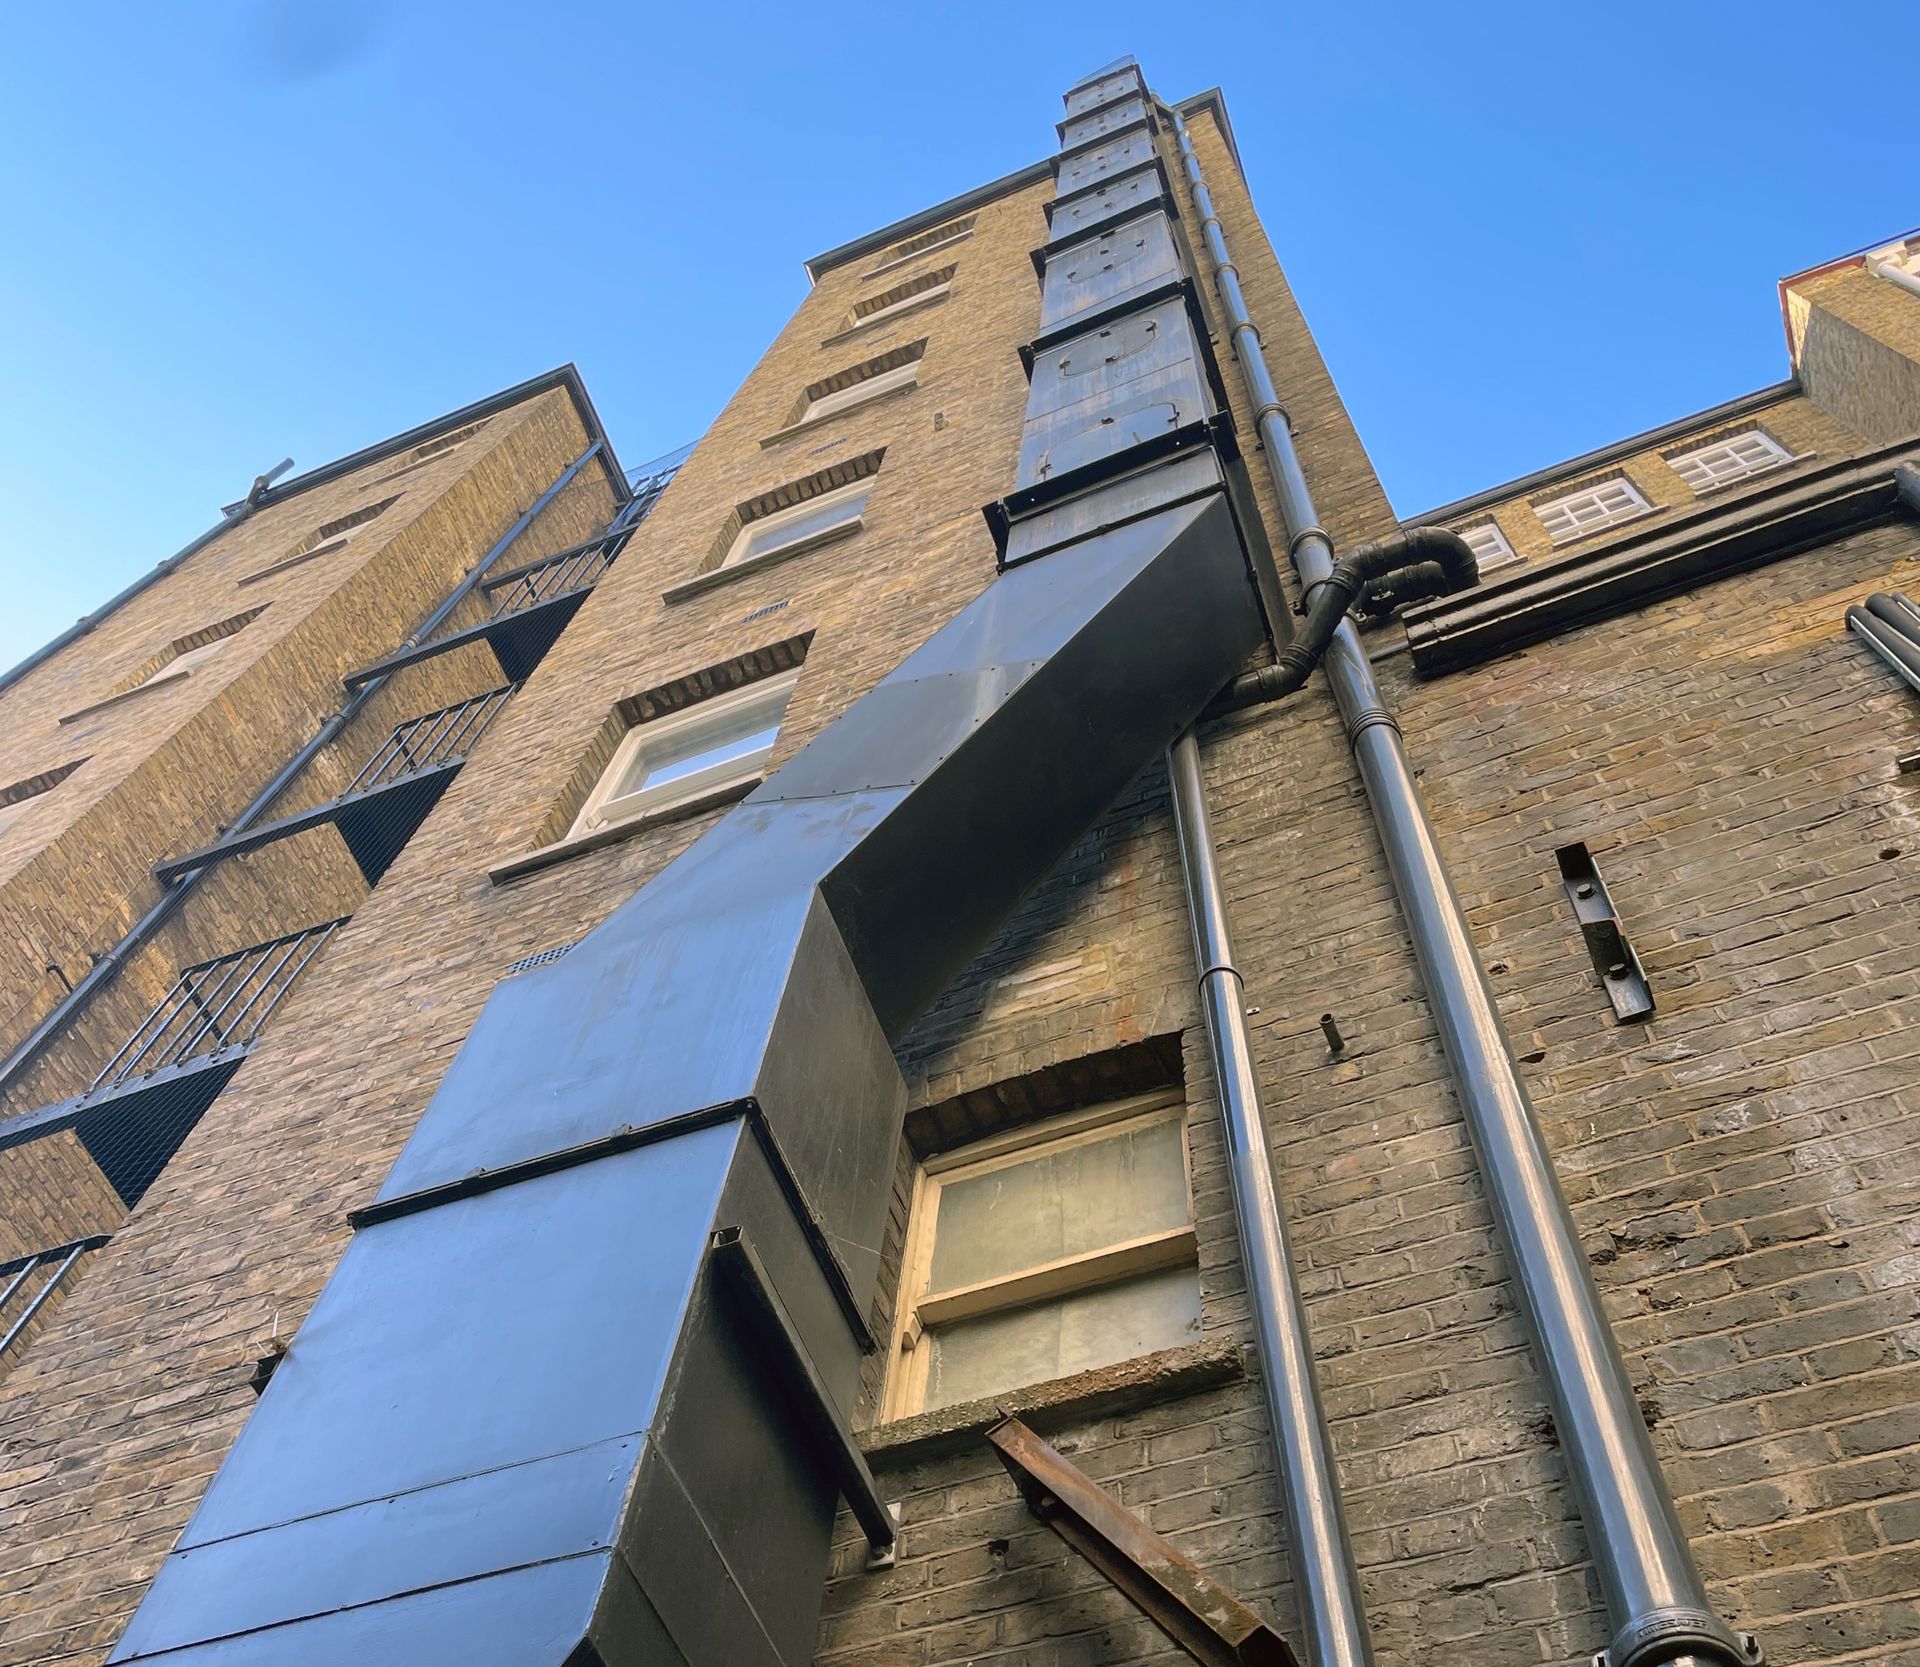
[109, 63, 1279, 1667]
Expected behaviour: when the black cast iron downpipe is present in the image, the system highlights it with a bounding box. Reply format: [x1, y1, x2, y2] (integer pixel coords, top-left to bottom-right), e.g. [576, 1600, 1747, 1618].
[0, 441, 608, 1102]
[1168, 731, 1375, 1667]
[1167, 108, 1757, 1667]
[1210, 527, 1476, 713]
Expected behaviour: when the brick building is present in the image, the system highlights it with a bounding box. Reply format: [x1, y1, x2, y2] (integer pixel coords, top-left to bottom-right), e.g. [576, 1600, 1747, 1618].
[1, 59, 1918, 1667]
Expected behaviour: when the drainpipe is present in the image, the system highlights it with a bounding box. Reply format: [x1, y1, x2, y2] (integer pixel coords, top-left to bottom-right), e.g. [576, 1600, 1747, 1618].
[1865, 250, 1920, 303]
[0, 441, 605, 1102]
[1165, 107, 1758, 1667]
[1168, 730, 1374, 1667]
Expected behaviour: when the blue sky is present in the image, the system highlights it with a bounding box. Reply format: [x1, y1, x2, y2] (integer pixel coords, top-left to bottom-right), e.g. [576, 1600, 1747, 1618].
[3, 1, 1915, 669]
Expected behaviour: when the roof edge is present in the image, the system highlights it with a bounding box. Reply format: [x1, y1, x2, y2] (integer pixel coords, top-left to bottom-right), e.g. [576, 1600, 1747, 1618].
[803, 86, 1240, 284]
[1, 365, 627, 704]
[1404, 379, 1802, 527]
[230, 363, 628, 515]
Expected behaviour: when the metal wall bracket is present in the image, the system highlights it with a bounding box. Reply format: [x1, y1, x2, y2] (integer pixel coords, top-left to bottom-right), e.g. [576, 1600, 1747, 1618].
[708, 1226, 897, 1556]
[987, 1415, 1297, 1667]
[1555, 842, 1654, 1023]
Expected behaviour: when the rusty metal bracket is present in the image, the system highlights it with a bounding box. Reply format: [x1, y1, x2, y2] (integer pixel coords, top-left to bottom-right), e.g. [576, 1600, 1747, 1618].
[708, 1226, 897, 1556]
[1555, 842, 1654, 1023]
[986, 1415, 1297, 1667]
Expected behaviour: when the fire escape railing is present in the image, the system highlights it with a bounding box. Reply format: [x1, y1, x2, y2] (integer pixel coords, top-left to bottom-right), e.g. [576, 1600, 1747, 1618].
[480, 529, 630, 616]
[0, 1235, 110, 1364]
[344, 685, 520, 794]
[88, 920, 349, 1096]
[156, 686, 520, 886]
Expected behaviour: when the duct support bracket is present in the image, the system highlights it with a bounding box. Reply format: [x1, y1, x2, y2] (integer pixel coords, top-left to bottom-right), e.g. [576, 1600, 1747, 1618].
[1555, 842, 1654, 1023]
[708, 1227, 896, 1557]
[987, 1415, 1297, 1667]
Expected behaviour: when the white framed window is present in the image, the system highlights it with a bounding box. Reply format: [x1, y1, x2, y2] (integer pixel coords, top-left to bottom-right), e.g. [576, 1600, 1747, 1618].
[1534, 477, 1652, 544]
[799, 360, 921, 425]
[725, 479, 871, 570]
[883, 1090, 1202, 1420]
[570, 671, 799, 836]
[1666, 430, 1794, 494]
[1460, 520, 1519, 571]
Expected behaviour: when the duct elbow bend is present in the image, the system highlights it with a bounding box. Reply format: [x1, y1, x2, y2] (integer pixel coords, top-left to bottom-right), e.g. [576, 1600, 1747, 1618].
[1338, 526, 1479, 595]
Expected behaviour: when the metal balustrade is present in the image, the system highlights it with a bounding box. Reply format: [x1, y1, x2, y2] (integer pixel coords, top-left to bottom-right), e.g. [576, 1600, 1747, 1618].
[343, 685, 518, 794]
[90, 919, 349, 1094]
[483, 528, 630, 616]
[0, 1236, 108, 1365]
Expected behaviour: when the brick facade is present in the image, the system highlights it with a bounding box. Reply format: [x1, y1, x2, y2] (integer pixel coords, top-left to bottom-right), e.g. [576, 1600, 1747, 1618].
[0, 73, 1917, 1667]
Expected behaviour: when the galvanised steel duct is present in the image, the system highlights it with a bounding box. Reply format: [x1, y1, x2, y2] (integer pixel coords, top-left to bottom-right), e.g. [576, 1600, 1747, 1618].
[108, 66, 1287, 1667]
[1164, 106, 1760, 1667]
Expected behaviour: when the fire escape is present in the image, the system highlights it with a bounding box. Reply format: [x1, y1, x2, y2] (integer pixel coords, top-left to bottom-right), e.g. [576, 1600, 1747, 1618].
[0, 442, 688, 1368]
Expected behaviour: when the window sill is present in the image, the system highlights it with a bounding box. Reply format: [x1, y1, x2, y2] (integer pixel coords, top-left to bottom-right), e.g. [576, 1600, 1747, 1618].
[820, 291, 951, 350]
[861, 232, 972, 280]
[661, 521, 861, 605]
[858, 1336, 1244, 1468]
[58, 668, 193, 725]
[487, 776, 760, 885]
[759, 379, 920, 449]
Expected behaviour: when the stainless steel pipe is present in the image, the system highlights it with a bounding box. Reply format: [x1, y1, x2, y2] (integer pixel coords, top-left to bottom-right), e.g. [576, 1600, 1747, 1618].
[1165, 107, 1754, 1667]
[1168, 730, 1374, 1667]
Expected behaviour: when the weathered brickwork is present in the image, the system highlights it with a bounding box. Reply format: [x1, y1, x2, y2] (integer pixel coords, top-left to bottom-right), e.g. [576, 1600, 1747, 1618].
[0, 74, 1918, 1667]
[1790, 263, 1920, 445]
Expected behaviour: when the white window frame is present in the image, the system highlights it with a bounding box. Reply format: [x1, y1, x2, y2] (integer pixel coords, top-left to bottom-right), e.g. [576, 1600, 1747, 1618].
[1460, 520, 1519, 571]
[882, 1089, 1197, 1421]
[1666, 430, 1795, 495]
[724, 479, 871, 570]
[1535, 477, 1653, 544]
[569, 670, 800, 837]
[798, 360, 920, 426]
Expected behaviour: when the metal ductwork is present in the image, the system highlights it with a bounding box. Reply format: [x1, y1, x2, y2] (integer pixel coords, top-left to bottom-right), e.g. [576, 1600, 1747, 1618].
[109, 64, 1278, 1667]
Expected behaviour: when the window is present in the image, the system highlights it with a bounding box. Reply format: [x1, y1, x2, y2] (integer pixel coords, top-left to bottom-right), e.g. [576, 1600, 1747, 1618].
[243, 495, 400, 585]
[1460, 520, 1519, 571]
[790, 343, 926, 431]
[839, 266, 956, 338]
[1534, 477, 1652, 544]
[725, 478, 872, 570]
[884, 1092, 1202, 1419]
[381, 421, 491, 483]
[570, 670, 799, 835]
[0, 759, 86, 830]
[1666, 429, 1795, 494]
[62, 607, 267, 722]
[864, 214, 976, 277]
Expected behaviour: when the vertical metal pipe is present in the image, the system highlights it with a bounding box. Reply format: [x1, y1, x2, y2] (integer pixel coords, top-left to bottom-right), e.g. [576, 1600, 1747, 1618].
[1168, 731, 1374, 1667]
[1166, 108, 1754, 1667]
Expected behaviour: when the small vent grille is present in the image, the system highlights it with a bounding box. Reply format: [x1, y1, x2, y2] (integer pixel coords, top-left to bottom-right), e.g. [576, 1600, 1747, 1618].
[505, 942, 575, 977]
[741, 601, 791, 623]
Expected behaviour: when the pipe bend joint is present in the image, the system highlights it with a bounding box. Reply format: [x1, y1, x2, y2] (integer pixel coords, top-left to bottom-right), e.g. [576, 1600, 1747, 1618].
[1603, 1605, 1760, 1667]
